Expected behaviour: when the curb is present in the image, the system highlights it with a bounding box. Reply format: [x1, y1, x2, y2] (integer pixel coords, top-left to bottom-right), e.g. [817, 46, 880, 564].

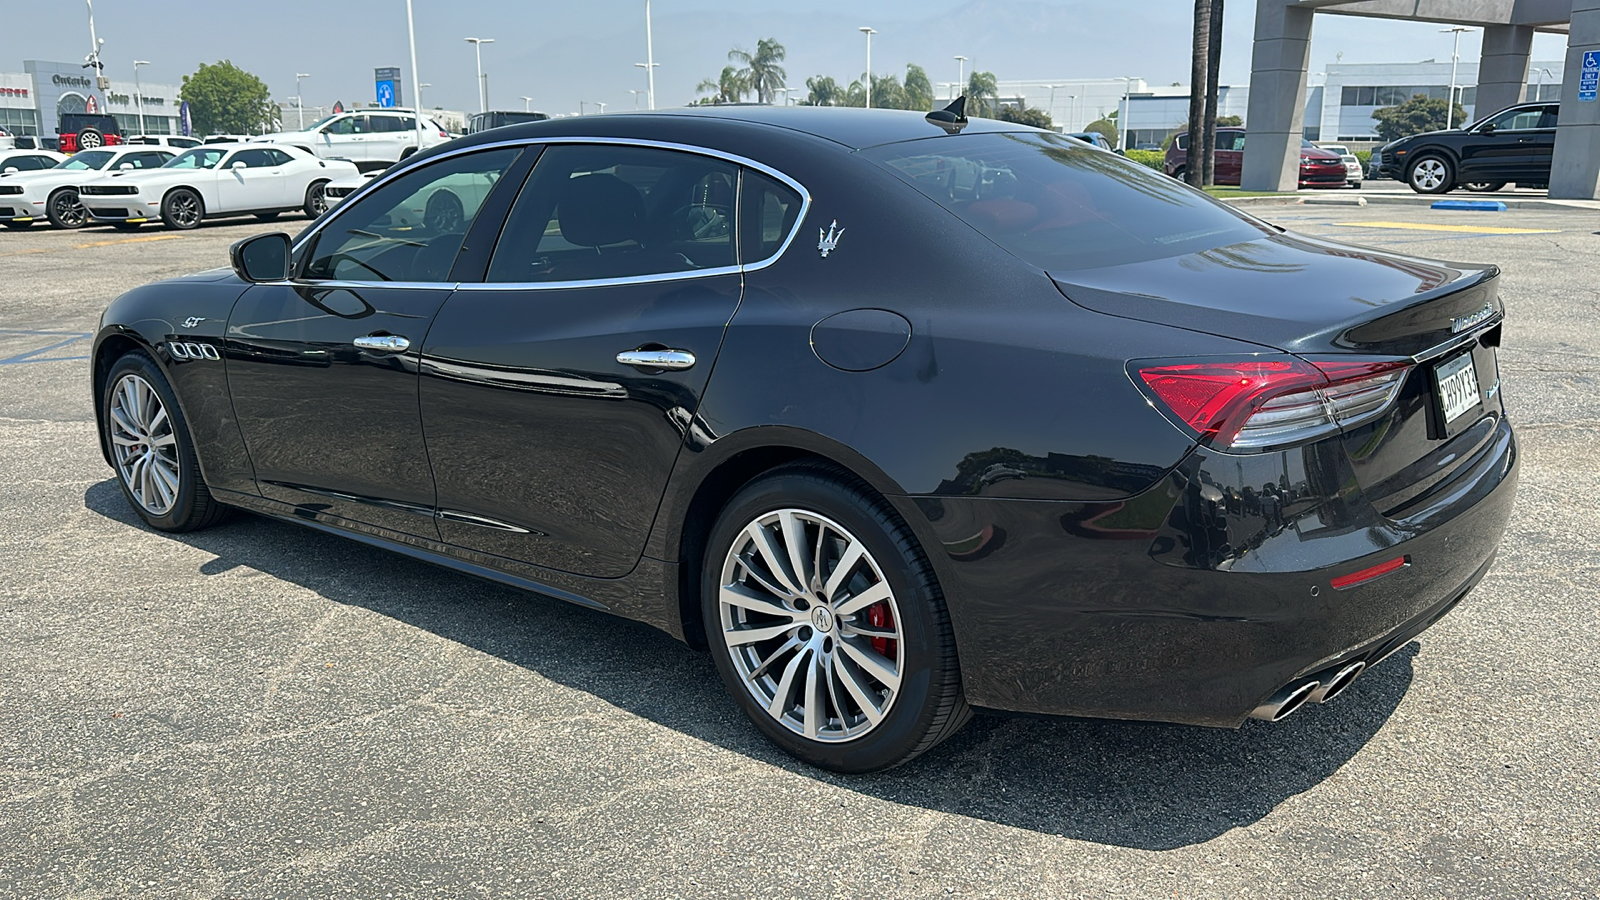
[1221, 193, 1600, 212]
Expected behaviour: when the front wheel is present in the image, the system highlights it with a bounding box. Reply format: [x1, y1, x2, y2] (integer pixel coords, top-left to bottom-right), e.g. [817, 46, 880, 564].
[1464, 181, 1506, 193]
[46, 188, 87, 229]
[703, 465, 970, 773]
[1407, 156, 1455, 194]
[100, 351, 230, 532]
[303, 180, 328, 218]
[161, 188, 203, 230]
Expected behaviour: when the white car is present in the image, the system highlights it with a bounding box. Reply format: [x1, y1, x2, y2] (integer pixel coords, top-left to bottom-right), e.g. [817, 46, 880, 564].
[254, 108, 452, 172]
[1318, 143, 1364, 188]
[125, 135, 203, 150]
[321, 170, 380, 211]
[0, 146, 175, 230]
[321, 165, 503, 233]
[79, 143, 359, 230]
[0, 148, 67, 175]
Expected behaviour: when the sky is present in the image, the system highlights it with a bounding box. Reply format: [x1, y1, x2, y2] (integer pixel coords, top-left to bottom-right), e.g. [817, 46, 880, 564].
[2, 1, 1572, 117]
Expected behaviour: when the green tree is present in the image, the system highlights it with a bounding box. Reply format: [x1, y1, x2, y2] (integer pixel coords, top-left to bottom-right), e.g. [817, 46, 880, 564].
[180, 60, 275, 135]
[1372, 93, 1467, 142]
[996, 105, 1052, 129]
[696, 65, 750, 105]
[966, 71, 1000, 117]
[729, 38, 787, 104]
[802, 75, 844, 106]
[904, 64, 935, 111]
[1216, 114, 1241, 126]
[1083, 117, 1118, 147]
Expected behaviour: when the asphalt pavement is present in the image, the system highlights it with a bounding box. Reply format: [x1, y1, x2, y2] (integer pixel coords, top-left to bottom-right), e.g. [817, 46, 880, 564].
[1, 208, 1596, 898]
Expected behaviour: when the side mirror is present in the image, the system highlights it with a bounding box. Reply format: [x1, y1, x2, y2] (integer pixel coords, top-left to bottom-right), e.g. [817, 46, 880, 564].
[119, 162, 134, 170]
[1479, 123, 1495, 134]
[230, 232, 291, 283]
[231, 160, 247, 168]
[1, 167, 15, 174]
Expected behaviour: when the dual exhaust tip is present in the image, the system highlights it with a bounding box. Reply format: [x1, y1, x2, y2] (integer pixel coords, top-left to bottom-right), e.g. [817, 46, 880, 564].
[1249, 661, 1366, 722]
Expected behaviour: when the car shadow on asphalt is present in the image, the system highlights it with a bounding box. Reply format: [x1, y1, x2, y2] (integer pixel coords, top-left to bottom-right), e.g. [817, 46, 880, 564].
[86, 479, 1413, 851]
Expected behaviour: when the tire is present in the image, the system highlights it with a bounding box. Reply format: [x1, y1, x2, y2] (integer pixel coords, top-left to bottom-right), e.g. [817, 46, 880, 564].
[77, 127, 104, 150]
[254, 211, 281, 222]
[424, 189, 463, 233]
[1350, 181, 1363, 190]
[1407, 155, 1455, 194]
[702, 464, 970, 773]
[1464, 181, 1506, 193]
[100, 350, 230, 533]
[1171, 166, 1186, 182]
[160, 188, 203, 230]
[303, 180, 328, 218]
[45, 188, 87, 229]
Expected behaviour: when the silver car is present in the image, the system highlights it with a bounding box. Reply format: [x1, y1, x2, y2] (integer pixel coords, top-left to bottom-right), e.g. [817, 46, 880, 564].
[1318, 143, 1364, 188]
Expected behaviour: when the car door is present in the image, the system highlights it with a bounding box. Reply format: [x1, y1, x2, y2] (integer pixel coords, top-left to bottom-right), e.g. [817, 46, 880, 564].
[1458, 106, 1543, 182]
[215, 148, 282, 211]
[1217, 131, 1244, 185]
[225, 145, 528, 537]
[318, 115, 368, 164]
[418, 141, 760, 577]
[261, 147, 304, 206]
[1524, 105, 1560, 183]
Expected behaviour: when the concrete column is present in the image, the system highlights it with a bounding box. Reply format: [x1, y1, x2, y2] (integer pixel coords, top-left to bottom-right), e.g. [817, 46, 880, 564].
[1550, 0, 1600, 199]
[1474, 24, 1534, 117]
[1241, 1, 1314, 191]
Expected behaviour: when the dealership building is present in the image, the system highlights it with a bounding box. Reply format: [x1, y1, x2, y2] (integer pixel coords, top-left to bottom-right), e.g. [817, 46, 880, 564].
[0, 60, 182, 139]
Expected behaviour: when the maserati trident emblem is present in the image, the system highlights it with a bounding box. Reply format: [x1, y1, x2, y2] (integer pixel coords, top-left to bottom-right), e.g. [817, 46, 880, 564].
[1451, 303, 1494, 334]
[818, 220, 845, 258]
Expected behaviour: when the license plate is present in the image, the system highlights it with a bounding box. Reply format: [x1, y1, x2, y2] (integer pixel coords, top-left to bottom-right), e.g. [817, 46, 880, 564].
[1434, 352, 1481, 424]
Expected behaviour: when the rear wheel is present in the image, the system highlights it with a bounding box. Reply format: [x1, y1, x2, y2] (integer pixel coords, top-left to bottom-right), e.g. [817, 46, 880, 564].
[45, 188, 87, 229]
[161, 188, 203, 230]
[1407, 155, 1455, 194]
[702, 465, 969, 773]
[424, 190, 463, 232]
[100, 351, 230, 532]
[1464, 181, 1506, 193]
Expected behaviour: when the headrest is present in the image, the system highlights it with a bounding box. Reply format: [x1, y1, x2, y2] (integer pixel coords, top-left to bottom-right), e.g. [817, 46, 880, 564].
[558, 173, 644, 248]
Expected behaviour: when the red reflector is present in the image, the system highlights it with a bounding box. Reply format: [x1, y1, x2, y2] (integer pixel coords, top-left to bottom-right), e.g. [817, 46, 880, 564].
[1330, 556, 1408, 590]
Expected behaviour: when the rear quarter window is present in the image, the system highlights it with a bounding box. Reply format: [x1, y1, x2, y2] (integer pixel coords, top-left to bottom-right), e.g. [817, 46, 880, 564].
[865, 132, 1267, 273]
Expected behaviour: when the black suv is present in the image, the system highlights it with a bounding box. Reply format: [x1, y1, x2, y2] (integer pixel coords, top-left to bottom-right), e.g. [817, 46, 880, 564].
[58, 113, 123, 154]
[1374, 101, 1558, 194]
[465, 110, 550, 134]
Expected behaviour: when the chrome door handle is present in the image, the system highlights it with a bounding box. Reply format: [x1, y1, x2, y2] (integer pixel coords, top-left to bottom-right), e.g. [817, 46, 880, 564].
[353, 334, 410, 352]
[616, 348, 696, 370]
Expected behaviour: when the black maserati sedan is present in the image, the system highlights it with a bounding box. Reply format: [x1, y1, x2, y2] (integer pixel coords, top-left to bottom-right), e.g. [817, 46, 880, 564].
[92, 104, 1518, 773]
[1374, 101, 1559, 194]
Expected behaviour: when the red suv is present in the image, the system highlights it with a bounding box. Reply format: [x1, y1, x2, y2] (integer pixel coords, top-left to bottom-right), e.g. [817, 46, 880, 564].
[57, 113, 124, 154]
[1165, 127, 1346, 188]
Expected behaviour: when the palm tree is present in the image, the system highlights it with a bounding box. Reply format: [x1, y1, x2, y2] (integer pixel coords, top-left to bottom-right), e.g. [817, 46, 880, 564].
[729, 38, 787, 104]
[904, 64, 934, 111]
[966, 71, 1000, 117]
[803, 75, 843, 107]
[696, 66, 749, 105]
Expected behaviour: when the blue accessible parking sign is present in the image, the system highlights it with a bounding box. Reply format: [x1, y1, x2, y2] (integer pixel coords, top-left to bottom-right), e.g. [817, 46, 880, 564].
[1581, 51, 1599, 102]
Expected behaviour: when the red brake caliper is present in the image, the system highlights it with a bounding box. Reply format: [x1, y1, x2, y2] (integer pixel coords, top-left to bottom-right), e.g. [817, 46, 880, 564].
[866, 602, 895, 658]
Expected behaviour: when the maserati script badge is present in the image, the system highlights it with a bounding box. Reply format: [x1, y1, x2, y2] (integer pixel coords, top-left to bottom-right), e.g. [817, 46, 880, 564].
[818, 220, 845, 258]
[1451, 303, 1494, 334]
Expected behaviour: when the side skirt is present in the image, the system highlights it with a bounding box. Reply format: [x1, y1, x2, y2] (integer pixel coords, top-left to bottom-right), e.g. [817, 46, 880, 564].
[213, 487, 685, 639]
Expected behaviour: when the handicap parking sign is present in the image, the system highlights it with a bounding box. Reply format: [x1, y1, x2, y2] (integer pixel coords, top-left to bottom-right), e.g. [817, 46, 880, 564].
[1582, 51, 1599, 102]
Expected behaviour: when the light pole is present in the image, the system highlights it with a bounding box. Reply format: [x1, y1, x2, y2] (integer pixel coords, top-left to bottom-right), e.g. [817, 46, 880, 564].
[407, 0, 424, 153]
[1533, 66, 1554, 102]
[596, 102, 606, 115]
[418, 83, 431, 108]
[520, 95, 533, 112]
[133, 60, 149, 134]
[1441, 26, 1473, 129]
[1046, 83, 1058, 122]
[644, 0, 657, 109]
[634, 62, 659, 108]
[859, 27, 876, 108]
[465, 37, 494, 114]
[1119, 76, 1136, 150]
[1069, 94, 1077, 131]
[954, 55, 967, 97]
[83, 0, 106, 89]
[294, 72, 309, 129]
[629, 89, 642, 109]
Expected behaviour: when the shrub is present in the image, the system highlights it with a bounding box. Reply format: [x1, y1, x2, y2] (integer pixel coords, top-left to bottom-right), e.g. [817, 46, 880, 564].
[1124, 149, 1165, 171]
[1355, 150, 1372, 168]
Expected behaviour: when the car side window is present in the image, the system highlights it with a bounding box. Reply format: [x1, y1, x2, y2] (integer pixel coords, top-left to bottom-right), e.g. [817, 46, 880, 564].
[129, 152, 167, 168]
[485, 144, 738, 283]
[266, 148, 295, 166]
[229, 149, 274, 168]
[739, 170, 803, 264]
[302, 147, 520, 284]
[1485, 108, 1542, 131]
[1539, 106, 1559, 129]
[369, 115, 400, 133]
[323, 117, 355, 135]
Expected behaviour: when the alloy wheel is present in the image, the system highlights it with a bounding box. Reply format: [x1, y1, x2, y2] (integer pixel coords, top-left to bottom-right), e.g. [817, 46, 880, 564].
[1411, 159, 1447, 191]
[108, 373, 180, 516]
[51, 191, 86, 228]
[306, 183, 327, 217]
[168, 192, 200, 228]
[718, 508, 904, 743]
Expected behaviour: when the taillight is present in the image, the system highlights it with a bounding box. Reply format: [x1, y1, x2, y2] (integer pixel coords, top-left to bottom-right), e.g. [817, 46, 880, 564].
[1136, 357, 1410, 450]
[438, 131, 449, 138]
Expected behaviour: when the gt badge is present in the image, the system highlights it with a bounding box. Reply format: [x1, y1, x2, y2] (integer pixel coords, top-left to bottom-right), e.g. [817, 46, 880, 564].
[818, 220, 845, 258]
[182, 317, 207, 328]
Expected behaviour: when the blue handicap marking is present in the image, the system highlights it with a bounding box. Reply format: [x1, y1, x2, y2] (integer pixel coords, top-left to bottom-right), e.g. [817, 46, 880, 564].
[1581, 51, 1599, 102]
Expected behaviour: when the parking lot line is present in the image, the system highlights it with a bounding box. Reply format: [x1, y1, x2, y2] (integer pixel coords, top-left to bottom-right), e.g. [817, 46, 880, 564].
[1331, 221, 1561, 235]
[0, 233, 184, 258]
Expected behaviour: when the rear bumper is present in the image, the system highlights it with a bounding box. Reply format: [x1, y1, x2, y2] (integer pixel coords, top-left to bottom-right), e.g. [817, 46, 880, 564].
[894, 415, 1518, 727]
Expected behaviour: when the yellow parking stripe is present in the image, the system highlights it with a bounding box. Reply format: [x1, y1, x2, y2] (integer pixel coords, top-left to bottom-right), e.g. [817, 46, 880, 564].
[1333, 221, 1559, 235]
[0, 233, 184, 258]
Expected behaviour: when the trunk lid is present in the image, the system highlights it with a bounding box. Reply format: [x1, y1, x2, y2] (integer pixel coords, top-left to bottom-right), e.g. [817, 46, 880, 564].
[1053, 232, 1507, 519]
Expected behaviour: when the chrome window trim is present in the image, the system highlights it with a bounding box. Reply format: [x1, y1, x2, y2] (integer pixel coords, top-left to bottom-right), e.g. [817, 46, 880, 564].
[292, 134, 812, 291]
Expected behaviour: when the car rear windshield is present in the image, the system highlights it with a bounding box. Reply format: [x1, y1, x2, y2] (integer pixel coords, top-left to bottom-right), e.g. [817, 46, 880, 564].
[865, 131, 1267, 272]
